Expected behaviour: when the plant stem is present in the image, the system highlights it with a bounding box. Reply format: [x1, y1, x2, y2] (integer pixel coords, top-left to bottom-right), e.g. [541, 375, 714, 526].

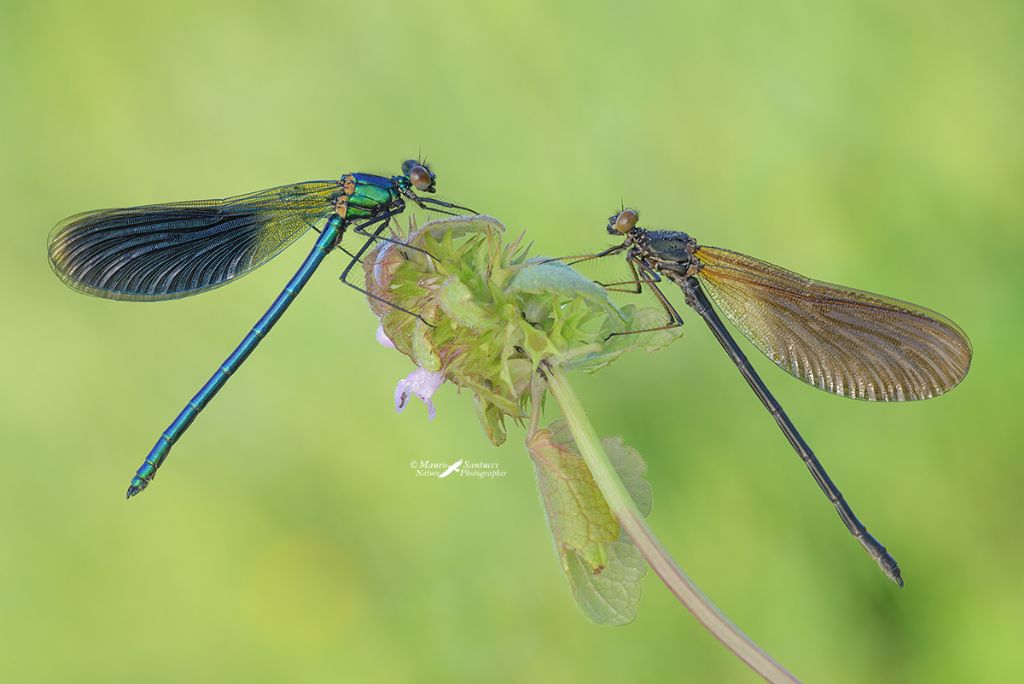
[544, 363, 800, 684]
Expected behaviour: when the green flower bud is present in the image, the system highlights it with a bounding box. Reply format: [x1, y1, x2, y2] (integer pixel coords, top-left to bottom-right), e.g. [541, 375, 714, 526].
[365, 216, 682, 444]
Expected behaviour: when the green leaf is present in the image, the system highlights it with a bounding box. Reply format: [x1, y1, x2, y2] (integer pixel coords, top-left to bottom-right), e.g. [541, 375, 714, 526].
[565, 540, 648, 627]
[508, 259, 622, 319]
[562, 304, 685, 373]
[527, 419, 651, 625]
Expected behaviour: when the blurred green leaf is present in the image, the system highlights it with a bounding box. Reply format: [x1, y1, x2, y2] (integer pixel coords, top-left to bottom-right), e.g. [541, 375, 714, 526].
[527, 419, 651, 625]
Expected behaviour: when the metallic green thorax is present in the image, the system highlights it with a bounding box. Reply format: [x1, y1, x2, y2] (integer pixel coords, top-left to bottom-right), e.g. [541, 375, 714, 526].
[343, 172, 407, 220]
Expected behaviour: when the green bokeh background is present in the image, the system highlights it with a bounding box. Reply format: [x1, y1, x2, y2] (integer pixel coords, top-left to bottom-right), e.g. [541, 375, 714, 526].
[2, 1, 1021, 682]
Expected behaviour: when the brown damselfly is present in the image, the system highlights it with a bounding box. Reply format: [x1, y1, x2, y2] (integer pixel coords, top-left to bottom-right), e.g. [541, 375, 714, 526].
[569, 209, 973, 586]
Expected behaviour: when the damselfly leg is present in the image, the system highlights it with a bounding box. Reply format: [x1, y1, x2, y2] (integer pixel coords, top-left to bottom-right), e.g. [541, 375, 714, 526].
[339, 212, 435, 326]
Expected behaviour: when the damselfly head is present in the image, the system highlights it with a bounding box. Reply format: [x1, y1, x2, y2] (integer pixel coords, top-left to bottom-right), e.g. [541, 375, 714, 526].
[607, 209, 639, 235]
[401, 159, 436, 193]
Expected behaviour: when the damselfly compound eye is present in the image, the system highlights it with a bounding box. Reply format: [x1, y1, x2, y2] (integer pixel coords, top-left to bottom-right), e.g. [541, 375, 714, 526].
[613, 209, 638, 234]
[410, 165, 433, 191]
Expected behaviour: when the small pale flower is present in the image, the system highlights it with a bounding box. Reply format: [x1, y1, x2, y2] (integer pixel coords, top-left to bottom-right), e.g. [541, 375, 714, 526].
[394, 368, 445, 421]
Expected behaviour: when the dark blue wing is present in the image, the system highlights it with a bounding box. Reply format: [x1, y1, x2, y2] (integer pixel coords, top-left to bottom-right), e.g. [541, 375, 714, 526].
[48, 181, 344, 301]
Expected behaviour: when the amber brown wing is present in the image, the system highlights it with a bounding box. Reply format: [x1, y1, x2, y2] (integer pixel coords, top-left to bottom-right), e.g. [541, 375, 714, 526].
[694, 245, 972, 401]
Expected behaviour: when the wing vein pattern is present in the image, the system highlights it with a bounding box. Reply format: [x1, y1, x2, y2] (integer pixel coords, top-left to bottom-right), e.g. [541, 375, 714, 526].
[48, 181, 343, 301]
[695, 245, 972, 401]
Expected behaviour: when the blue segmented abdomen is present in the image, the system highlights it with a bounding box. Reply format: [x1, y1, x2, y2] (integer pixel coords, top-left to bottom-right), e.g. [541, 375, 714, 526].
[125, 214, 346, 497]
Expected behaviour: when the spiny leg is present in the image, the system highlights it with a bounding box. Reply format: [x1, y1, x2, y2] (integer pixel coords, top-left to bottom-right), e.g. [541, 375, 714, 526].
[594, 257, 645, 294]
[412, 204, 459, 217]
[604, 259, 684, 339]
[594, 265, 647, 294]
[539, 243, 627, 267]
[547, 250, 682, 336]
[536, 245, 644, 293]
[353, 221, 435, 261]
[601, 283, 646, 294]
[337, 244, 363, 263]
[340, 216, 434, 326]
[412, 196, 476, 215]
[351, 194, 477, 261]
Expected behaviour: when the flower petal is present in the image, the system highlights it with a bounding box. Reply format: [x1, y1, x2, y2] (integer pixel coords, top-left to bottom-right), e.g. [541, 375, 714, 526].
[393, 368, 445, 420]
